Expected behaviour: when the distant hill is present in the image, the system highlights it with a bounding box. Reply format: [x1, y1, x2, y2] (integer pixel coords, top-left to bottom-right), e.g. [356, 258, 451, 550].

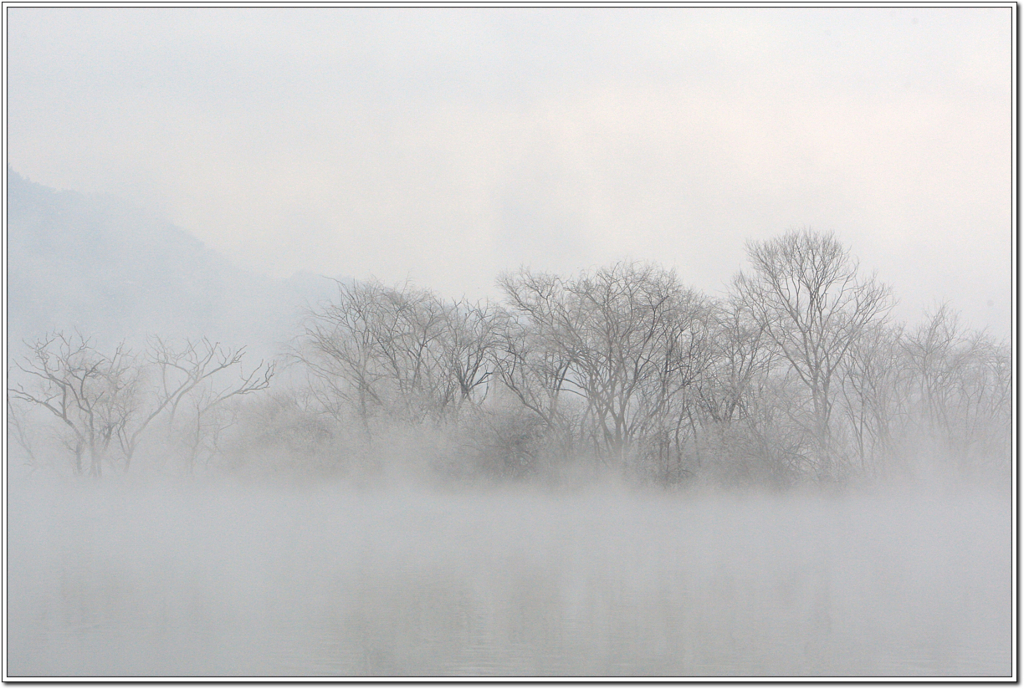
[6, 169, 340, 358]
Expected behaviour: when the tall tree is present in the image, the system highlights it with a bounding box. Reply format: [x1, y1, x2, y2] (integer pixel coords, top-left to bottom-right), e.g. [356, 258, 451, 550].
[299, 280, 501, 433]
[500, 262, 711, 472]
[735, 230, 893, 478]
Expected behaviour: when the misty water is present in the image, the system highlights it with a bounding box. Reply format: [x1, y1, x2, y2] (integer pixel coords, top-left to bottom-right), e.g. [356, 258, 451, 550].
[7, 474, 1010, 678]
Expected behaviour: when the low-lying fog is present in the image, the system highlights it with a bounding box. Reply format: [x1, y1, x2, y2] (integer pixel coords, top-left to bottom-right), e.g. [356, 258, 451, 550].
[7, 6, 1013, 678]
[7, 474, 1010, 678]
[6, 187, 1012, 678]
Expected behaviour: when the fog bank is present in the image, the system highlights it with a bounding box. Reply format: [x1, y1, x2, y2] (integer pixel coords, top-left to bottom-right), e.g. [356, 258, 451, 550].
[7, 475, 1010, 677]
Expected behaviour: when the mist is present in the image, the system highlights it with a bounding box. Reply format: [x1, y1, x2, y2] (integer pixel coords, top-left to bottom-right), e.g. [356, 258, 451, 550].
[5, 5, 1014, 680]
[5, 191, 1012, 677]
[6, 473, 1011, 677]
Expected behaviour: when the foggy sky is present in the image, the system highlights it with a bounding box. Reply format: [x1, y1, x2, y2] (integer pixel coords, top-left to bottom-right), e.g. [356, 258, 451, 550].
[6, 6, 1013, 336]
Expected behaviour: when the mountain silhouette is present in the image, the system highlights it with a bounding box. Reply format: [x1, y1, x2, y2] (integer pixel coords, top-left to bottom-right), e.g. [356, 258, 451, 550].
[6, 169, 339, 356]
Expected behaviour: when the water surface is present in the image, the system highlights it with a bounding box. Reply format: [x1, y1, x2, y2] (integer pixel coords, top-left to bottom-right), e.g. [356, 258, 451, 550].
[7, 477, 1011, 677]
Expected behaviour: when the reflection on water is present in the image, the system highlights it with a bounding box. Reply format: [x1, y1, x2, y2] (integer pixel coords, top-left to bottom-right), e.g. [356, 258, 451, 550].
[7, 480, 1011, 677]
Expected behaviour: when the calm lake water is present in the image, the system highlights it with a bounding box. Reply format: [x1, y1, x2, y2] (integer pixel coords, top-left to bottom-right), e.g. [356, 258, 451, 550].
[6, 476, 1012, 678]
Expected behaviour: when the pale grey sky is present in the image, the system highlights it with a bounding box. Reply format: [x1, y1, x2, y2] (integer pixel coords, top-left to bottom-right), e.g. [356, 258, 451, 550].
[6, 6, 1013, 336]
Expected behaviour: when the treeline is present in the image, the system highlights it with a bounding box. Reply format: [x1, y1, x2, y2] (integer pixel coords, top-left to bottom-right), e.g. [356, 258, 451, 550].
[7, 230, 1011, 487]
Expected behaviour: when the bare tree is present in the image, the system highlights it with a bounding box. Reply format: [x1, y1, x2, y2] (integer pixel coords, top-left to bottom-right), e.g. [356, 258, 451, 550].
[299, 280, 392, 427]
[496, 271, 581, 432]
[695, 295, 776, 425]
[7, 387, 39, 470]
[493, 277, 583, 465]
[8, 332, 273, 476]
[500, 262, 713, 476]
[837, 321, 909, 476]
[371, 284, 450, 423]
[439, 299, 504, 414]
[9, 332, 138, 476]
[688, 296, 780, 481]
[139, 337, 274, 473]
[902, 305, 1011, 471]
[299, 280, 502, 439]
[735, 230, 893, 479]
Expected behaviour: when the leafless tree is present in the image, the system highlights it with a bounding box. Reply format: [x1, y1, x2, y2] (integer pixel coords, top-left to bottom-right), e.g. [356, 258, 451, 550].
[141, 337, 274, 473]
[837, 321, 909, 476]
[735, 230, 893, 479]
[372, 284, 450, 423]
[8, 332, 273, 476]
[500, 262, 713, 476]
[7, 385, 39, 470]
[495, 271, 581, 438]
[686, 296, 781, 481]
[299, 280, 503, 441]
[902, 305, 1011, 471]
[9, 332, 139, 476]
[439, 299, 504, 414]
[299, 280, 391, 427]
[695, 295, 777, 426]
